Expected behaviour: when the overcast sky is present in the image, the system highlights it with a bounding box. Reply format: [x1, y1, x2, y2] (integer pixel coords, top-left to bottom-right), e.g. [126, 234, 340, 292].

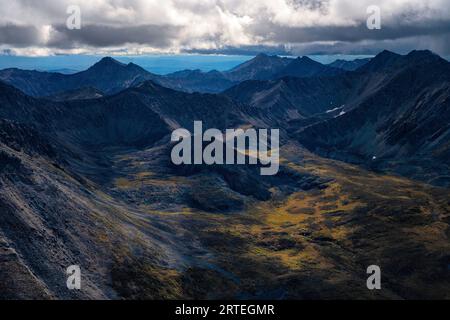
[0, 0, 449, 56]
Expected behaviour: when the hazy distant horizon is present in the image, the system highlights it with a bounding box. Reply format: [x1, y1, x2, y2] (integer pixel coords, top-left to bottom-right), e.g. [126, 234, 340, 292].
[0, 54, 376, 75]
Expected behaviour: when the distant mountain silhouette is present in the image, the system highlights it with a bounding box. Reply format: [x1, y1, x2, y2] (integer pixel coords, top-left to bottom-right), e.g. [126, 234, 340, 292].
[276, 56, 344, 78]
[0, 57, 160, 97]
[328, 58, 371, 71]
[0, 54, 371, 97]
[224, 53, 293, 81]
[355, 50, 403, 72]
[165, 69, 236, 93]
[73, 57, 161, 93]
[47, 68, 79, 74]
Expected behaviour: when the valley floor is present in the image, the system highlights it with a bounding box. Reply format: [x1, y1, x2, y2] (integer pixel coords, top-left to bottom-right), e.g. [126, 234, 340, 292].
[102, 142, 450, 299]
[1, 140, 449, 299]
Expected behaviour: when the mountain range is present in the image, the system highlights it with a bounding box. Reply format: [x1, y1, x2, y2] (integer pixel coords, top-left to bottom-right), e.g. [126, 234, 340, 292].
[0, 53, 368, 97]
[223, 50, 450, 187]
[297, 50, 450, 186]
[0, 50, 449, 299]
[328, 58, 371, 71]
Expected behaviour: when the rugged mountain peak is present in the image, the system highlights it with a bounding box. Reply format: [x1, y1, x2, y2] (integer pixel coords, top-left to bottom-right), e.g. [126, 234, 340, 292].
[97, 56, 126, 66]
[398, 50, 450, 75]
[276, 55, 342, 78]
[407, 49, 435, 57]
[87, 57, 128, 73]
[282, 56, 321, 70]
[371, 50, 401, 64]
[125, 61, 149, 73]
[230, 53, 280, 71]
[255, 53, 269, 59]
[224, 53, 293, 81]
[378, 49, 399, 56]
[126, 61, 141, 68]
[358, 49, 446, 73]
[297, 56, 317, 63]
[328, 58, 371, 71]
[405, 50, 440, 63]
[291, 56, 327, 68]
[357, 50, 402, 72]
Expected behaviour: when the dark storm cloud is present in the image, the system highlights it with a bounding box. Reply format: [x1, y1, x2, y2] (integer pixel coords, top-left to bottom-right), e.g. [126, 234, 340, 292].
[6, 18, 449, 53]
[0, 24, 43, 47]
[185, 45, 292, 56]
[48, 24, 181, 48]
[281, 35, 450, 55]
[249, 19, 450, 44]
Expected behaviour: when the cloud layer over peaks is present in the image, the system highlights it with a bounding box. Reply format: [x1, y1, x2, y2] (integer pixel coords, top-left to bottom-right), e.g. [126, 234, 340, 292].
[0, 0, 449, 56]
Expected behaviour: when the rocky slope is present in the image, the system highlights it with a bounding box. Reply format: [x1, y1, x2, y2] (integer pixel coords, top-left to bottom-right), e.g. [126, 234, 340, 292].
[0, 50, 449, 300]
[297, 50, 450, 187]
[277, 56, 344, 78]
